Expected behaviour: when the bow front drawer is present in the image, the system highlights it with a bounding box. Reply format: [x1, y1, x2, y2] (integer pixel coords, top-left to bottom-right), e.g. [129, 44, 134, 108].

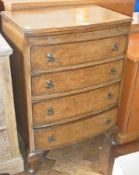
[33, 83, 120, 127]
[31, 35, 127, 73]
[34, 108, 117, 150]
[32, 59, 123, 96]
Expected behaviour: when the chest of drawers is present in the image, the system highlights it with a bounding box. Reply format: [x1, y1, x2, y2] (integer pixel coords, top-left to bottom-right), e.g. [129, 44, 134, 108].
[0, 34, 24, 174]
[1, 4, 131, 172]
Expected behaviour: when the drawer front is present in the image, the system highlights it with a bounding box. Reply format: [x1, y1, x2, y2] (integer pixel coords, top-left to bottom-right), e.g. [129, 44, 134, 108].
[33, 83, 120, 127]
[32, 60, 123, 96]
[31, 35, 127, 72]
[34, 108, 118, 150]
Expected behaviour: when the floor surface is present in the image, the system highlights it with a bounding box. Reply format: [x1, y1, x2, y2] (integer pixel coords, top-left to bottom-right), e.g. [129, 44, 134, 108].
[17, 132, 139, 175]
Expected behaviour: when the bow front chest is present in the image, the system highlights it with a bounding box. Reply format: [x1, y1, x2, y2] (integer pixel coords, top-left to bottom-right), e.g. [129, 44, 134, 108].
[1, 4, 131, 172]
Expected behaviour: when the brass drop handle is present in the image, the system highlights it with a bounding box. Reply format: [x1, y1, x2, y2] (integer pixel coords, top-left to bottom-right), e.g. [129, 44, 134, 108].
[107, 92, 113, 99]
[47, 107, 54, 116]
[112, 43, 119, 51]
[46, 80, 54, 89]
[47, 53, 55, 62]
[110, 68, 117, 75]
[48, 135, 56, 143]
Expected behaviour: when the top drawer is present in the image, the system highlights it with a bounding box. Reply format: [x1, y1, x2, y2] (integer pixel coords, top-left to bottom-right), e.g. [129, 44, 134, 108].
[31, 35, 127, 72]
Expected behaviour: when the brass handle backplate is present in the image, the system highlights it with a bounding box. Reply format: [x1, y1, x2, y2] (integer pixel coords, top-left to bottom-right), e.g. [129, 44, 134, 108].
[107, 92, 113, 99]
[112, 43, 119, 51]
[47, 53, 55, 62]
[48, 135, 56, 143]
[47, 107, 54, 116]
[46, 80, 54, 89]
[110, 68, 117, 75]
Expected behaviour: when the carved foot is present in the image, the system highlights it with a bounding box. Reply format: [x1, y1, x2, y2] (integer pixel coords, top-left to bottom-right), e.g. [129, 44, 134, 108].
[111, 134, 118, 146]
[104, 126, 119, 146]
[27, 150, 48, 174]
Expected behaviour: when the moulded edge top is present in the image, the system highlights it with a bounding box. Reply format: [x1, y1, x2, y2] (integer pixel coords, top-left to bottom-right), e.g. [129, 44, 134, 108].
[1, 5, 132, 37]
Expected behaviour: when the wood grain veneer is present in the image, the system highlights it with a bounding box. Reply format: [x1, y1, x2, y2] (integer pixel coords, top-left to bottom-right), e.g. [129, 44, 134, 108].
[32, 60, 123, 96]
[31, 35, 127, 73]
[34, 108, 118, 150]
[33, 83, 120, 127]
[1, 5, 131, 172]
[1, 5, 131, 36]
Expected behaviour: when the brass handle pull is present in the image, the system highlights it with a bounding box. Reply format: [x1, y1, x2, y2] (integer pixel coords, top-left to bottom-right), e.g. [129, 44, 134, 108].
[46, 80, 54, 89]
[47, 53, 55, 62]
[107, 92, 113, 99]
[48, 135, 56, 143]
[47, 107, 54, 116]
[112, 43, 119, 51]
[110, 68, 117, 75]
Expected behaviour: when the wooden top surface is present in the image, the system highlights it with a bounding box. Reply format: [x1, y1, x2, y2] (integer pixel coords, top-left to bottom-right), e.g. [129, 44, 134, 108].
[1, 5, 131, 36]
[127, 33, 139, 62]
[0, 34, 13, 56]
[3, 0, 134, 11]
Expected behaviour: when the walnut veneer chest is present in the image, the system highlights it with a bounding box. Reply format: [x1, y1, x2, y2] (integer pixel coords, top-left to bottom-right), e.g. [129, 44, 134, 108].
[0, 34, 24, 174]
[1, 4, 131, 172]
